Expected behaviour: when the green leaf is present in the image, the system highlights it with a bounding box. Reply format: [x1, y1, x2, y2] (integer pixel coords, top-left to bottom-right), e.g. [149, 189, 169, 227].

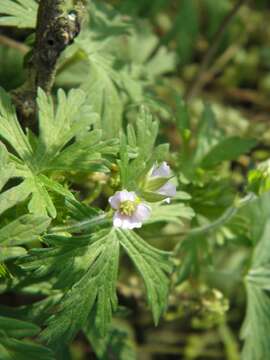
[0, 215, 50, 246]
[21, 233, 106, 289]
[65, 197, 101, 222]
[0, 317, 40, 339]
[0, 0, 38, 28]
[174, 233, 204, 284]
[0, 180, 32, 216]
[69, 5, 139, 138]
[149, 202, 195, 225]
[34, 88, 111, 171]
[144, 176, 171, 192]
[241, 215, 270, 359]
[42, 232, 119, 345]
[88, 2, 132, 40]
[115, 229, 172, 324]
[85, 318, 136, 360]
[236, 191, 270, 247]
[119, 108, 169, 189]
[43, 129, 116, 173]
[0, 208, 50, 263]
[22, 230, 120, 346]
[0, 311, 53, 359]
[80, 51, 123, 139]
[201, 137, 257, 168]
[21, 223, 172, 343]
[247, 159, 270, 195]
[0, 88, 115, 217]
[140, 191, 169, 203]
[0, 143, 15, 191]
[0, 264, 9, 278]
[193, 104, 220, 164]
[117, 19, 175, 77]
[0, 247, 27, 262]
[241, 279, 270, 360]
[0, 336, 53, 360]
[48, 198, 108, 234]
[0, 88, 32, 162]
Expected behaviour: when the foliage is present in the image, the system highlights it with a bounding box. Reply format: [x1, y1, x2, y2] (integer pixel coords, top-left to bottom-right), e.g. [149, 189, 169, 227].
[240, 193, 270, 360]
[0, 88, 116, 217]
[0, 317, 53, 360]
[0, 0, 38, 28]
[0, 0, 270, 359]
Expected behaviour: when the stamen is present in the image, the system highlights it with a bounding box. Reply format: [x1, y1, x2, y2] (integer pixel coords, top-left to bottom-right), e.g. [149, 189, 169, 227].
[120, 200, 137, 216]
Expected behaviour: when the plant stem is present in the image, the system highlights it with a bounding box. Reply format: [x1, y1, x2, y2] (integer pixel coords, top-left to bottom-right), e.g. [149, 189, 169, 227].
[185, 0, 248, 102]
[173, 193, 256, 254]
[49, 214, 111, 233]
[12, 0, 86, 125]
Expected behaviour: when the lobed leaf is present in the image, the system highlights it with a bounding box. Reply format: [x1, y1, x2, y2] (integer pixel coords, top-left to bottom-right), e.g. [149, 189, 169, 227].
[0, 215, 50, 246]
[0, 88, 115, 217]
[40, 230, 119, 346]
[0, 0, 38, 28]
[241, 207, 270, 359]
[201, 137, 257, 169]
[115, 229, 172, 324]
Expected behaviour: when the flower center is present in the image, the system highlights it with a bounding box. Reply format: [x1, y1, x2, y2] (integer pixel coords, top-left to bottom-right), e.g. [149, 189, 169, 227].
[120, 200, 137, 216]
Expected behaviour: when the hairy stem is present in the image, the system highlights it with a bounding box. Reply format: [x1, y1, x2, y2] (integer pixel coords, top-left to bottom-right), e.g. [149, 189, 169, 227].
[49, 214, 110, 233]
[185, 0, 248, 102]
[173, 193, 256, 254]
[12, 0, 86, 124]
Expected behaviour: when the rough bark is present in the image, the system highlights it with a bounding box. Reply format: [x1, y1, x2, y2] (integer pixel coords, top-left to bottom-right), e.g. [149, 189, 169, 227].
[12, 0, 86, 125]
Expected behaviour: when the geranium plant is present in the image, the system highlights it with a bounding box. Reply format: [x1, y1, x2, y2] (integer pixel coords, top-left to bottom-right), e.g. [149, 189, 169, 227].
[0, 1, 269, 359]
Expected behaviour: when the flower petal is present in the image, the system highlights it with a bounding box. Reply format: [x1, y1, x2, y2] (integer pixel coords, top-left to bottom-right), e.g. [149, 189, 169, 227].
[158, 182, 177, 198]
[123, 190, 137, 202]
[113, 211, 142, 229]
[109, 189, 137, 209]
[118, 189, 136, 202]
[151, 161, 171, 177]
[133, 204, 151, 222]
[110, 190, 151, 229]
[109, 192, 122, 209]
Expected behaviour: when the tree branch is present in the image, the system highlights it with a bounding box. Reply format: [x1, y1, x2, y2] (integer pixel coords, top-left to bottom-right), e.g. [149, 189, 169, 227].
[12, 0, 86, 124]
[185, 0, 249, 102]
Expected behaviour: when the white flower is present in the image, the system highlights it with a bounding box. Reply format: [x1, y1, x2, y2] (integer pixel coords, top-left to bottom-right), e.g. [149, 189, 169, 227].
[109, 190, 151, 229]
[150, 162, 177, 203]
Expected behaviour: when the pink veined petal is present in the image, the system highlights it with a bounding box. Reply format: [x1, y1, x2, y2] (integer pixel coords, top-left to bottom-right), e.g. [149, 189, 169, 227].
[109, 190, 137, 209]
[151, 161, 171, 178]
[133, 203, 151, 222]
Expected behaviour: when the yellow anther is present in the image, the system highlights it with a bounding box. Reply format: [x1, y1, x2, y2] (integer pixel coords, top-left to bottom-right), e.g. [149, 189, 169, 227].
[120, 200, 137, 216]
